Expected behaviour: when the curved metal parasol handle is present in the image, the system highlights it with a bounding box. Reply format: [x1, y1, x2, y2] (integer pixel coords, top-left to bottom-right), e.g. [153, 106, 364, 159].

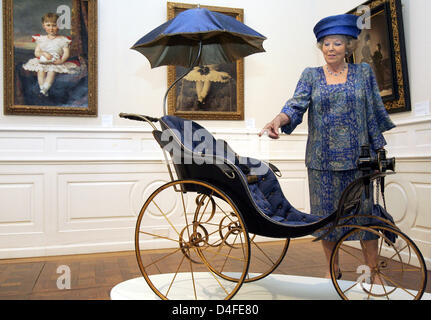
[162, 41, 203, 116]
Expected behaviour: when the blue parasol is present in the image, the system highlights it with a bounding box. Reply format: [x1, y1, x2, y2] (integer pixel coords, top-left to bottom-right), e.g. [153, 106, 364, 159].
[131, 7, 266, 68]
[130, 7, 266, 115]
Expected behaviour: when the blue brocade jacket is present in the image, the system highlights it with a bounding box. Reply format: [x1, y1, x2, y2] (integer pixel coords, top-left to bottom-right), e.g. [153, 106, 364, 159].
[281, 63, 395, 171]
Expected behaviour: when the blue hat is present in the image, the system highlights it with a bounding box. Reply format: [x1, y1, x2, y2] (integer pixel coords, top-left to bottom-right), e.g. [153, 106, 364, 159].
[313, 14, 361, 42]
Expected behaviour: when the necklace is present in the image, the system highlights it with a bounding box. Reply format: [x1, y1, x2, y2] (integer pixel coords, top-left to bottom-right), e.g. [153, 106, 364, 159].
[326, 64, 347, 76]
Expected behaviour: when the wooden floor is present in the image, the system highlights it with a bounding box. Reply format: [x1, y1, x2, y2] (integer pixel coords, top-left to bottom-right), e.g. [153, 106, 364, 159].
[0, 238, 429, 300]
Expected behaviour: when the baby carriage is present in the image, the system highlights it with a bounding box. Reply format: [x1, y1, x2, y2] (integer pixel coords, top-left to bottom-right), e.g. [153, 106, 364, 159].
[119, 112, 427, 300]
[122, 6, 427, 300]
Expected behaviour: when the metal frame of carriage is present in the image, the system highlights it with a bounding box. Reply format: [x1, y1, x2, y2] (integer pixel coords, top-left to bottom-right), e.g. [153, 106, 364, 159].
[119, 112, 427, 300]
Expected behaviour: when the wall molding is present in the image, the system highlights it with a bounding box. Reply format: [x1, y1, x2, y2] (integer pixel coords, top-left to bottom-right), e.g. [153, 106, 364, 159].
[0, 113, 429, 133]
[0, 119, 430, 264]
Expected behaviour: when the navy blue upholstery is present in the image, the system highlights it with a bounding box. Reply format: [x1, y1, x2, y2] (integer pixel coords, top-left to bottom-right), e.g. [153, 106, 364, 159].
[161, 115, 216, 153]
[246, 162, 321, 225]
[161, 115, 321, 226]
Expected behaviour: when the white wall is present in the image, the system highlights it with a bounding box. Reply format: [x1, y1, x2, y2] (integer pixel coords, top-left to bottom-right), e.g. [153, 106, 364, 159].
[0, 0, 430, 266]
[0, 0, 318, 130]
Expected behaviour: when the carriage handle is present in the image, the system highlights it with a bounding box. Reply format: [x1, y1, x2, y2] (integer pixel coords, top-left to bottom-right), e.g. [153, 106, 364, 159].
[119, 113, 159, 130]
[119, 113, 179, 182]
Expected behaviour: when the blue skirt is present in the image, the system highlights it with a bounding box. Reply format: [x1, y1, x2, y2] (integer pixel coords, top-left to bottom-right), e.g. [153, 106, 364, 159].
[308, 168, 378, 241]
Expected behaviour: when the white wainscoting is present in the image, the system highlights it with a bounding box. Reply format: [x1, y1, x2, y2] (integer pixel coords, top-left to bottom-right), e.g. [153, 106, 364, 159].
[0, 126, 306, 259]
[0, 119, 430, 269]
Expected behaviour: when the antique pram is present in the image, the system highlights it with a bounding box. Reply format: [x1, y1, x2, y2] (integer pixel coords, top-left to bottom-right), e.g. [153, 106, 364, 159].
[123, 6, 427, 300]
[119, 112, 427, 300]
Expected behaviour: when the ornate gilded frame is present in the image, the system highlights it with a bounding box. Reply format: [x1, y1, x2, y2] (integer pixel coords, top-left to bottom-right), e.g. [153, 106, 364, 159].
[167, 2, 244, 120]
[348, 0, 410, 113]
[3, 0, 97, 116]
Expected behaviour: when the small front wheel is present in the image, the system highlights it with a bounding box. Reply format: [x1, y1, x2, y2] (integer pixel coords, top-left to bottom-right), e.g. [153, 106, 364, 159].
[330, 225, 427, 300]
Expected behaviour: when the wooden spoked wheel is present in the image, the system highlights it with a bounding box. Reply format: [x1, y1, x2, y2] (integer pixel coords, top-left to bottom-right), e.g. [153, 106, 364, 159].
[135, 180, 250, 300]
[330, 225, 427, 300]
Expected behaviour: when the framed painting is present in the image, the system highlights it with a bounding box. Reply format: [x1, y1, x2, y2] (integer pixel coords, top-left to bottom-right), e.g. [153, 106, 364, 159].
[347, 0, 410, 113]
[167, 2, 244, 120]
[3, 0, 97, 116]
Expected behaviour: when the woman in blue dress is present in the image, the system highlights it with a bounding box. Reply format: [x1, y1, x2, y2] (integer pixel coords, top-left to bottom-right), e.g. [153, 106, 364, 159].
[259, 14, 395, 280]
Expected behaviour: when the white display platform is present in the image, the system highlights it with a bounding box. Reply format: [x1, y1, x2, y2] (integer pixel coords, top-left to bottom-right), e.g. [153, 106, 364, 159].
[111, 272, 431, 300]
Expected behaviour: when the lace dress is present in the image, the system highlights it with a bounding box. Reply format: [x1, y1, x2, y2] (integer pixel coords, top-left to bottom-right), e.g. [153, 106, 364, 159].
[23, 35, 81, 74]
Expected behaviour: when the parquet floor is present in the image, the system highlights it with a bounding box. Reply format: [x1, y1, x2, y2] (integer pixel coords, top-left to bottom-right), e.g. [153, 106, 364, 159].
[0, 239, 429, 300]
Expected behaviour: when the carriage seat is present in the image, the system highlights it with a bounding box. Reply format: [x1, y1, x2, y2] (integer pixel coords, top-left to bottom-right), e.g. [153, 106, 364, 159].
[160, 115, 322, 226]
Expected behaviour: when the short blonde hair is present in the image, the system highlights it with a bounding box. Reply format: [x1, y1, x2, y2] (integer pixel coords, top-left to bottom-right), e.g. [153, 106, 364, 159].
[316, 35, 358, 58]
[41, 13, 59, 24]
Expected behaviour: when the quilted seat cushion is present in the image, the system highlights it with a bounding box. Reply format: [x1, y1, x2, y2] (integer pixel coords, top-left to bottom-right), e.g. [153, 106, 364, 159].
[245, 160, 321, 225]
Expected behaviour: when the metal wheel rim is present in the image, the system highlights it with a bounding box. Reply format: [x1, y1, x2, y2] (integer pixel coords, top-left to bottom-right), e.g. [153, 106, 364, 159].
[134, 179, 250, 300]
[330, 225, 427, 300]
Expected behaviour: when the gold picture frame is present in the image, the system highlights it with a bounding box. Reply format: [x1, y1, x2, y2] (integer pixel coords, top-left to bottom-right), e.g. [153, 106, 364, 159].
[348, 0, 411, 113]
[3, 0, 97, 116]
[167, 2, 244, 120]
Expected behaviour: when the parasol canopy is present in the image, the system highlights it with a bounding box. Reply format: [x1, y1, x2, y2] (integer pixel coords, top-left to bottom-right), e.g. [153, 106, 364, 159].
[131, 7, 267, 68]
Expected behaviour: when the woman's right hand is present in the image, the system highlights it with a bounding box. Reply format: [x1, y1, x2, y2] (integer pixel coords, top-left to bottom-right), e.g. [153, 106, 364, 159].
[259, 113, 290, 139]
